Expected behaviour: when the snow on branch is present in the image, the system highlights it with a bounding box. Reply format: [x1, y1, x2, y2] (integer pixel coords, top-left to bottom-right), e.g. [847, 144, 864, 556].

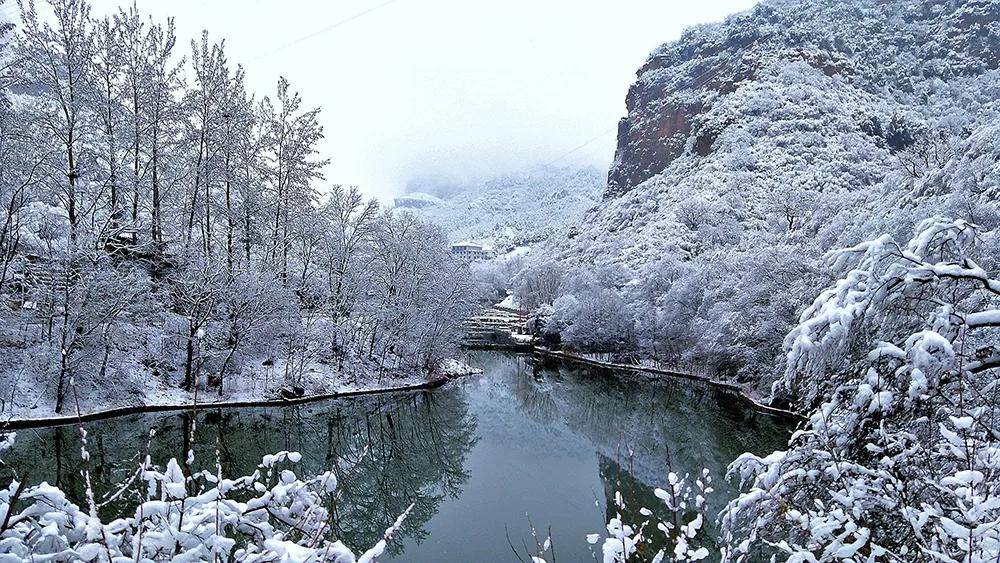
[0, 432, 410, 562]
[779, 217, 1000, 409]
[724, 218, 1000, 562]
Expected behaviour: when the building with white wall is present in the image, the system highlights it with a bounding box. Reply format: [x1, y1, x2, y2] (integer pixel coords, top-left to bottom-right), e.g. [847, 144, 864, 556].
[450, 241, 497, 261]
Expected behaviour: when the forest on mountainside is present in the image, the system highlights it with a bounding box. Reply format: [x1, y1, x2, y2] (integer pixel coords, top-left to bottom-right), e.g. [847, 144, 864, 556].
[395, 166, 604, 250]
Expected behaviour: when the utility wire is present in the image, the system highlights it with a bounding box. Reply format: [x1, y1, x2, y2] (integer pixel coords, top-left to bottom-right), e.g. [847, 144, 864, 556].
[542, 125, 617, 167]
[248, 0, 401, 62]
[541, 45, 750, 169]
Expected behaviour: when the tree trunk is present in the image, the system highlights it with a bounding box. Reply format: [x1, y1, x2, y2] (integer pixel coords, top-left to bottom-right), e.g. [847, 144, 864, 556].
[204, 156, 212, 258]
[218, 331, 240, 393]
[225, 151, 233, 274]
[132, 84, 141, 221]
[151, 126, 161, 245]
[54, 352, 69, 414]
[183, 320, 196, 391]
[187, 136, 204, 250]
[67, 143, 78, 249]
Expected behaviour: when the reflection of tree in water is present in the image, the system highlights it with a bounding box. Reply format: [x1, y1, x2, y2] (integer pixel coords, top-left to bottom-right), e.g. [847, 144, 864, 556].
[325, 392, 477, 554]
[495, 354, 791, 515]
[2, 418, 155, 519]
[1, 389, 477, 556]
[507, 358, 559, 424]
[3, 354, 789, 560]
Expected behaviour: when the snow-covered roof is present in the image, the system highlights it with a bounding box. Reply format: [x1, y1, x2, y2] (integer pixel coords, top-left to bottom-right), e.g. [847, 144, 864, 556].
[451, 241, 494, 252]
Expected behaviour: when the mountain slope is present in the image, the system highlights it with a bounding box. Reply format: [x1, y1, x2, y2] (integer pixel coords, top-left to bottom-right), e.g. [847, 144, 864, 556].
[528, 0, 1000, 390]
[607, 0, 1000, 197]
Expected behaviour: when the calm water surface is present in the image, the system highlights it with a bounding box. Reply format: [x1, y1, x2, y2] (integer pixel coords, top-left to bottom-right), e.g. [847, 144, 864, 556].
[2, 352, 791, 561]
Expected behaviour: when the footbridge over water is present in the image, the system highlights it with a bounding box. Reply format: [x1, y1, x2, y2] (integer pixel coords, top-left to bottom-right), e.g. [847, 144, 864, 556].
[461, 305, 532, 349]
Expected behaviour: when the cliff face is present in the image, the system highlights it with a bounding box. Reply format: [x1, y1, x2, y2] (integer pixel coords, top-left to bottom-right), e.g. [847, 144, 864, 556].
[530, 0, 1000, 387]
[605, 0, 1000, 198]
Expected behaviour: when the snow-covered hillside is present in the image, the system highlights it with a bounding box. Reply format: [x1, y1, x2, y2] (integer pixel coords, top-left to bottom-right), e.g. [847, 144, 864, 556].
[511, 6, 1000, 556]
[521, 0, 1000, 390]
[394, 166, 603, 250]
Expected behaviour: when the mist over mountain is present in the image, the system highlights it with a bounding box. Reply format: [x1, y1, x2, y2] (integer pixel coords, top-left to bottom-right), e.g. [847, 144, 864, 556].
[401, 176, 469, 201]
[395, 166, 604, 249]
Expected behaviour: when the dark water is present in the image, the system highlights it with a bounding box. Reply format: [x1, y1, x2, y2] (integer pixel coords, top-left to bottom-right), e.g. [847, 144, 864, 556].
[1, 352, 791, 561]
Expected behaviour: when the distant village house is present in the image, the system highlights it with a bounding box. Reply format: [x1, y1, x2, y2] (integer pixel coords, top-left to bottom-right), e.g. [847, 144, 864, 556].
[450, 241, 497, 261]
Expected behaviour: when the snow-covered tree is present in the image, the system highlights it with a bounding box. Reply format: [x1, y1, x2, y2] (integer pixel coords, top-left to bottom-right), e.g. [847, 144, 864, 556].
[523, 468, 716, 563]
[264, 77, 327, 284]
[722, 218, 1000, 561]
[0, 0, 476, 417]
[15, 0, 96, 249]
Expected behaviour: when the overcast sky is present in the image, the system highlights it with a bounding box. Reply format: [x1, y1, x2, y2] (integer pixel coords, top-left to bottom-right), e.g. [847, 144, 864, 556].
[55, 0, 757, 199]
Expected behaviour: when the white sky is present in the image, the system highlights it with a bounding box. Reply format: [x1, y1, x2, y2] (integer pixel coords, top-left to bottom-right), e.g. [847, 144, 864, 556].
[58, 0, 757, 199]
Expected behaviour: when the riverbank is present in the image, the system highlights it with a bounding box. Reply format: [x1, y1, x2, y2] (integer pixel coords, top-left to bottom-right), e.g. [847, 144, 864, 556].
[1, 358, 483, 430]
[2, 347, 800, 429]
[531, 347, 804, 421]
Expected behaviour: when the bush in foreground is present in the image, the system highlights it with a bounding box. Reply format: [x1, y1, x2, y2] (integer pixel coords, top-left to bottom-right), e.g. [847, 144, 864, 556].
[0, 430, 410, 562]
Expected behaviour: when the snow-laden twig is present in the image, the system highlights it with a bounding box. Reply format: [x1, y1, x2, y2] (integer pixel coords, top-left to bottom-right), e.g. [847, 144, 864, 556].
[0, 430, 412, 561]
[724, 219, 1000, 562]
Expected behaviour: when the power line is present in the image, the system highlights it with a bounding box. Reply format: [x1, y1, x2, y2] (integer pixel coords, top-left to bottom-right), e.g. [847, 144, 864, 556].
[249, 0, 401, 62]
[542, 44, 753, 170]
[542, 125, 617, 167]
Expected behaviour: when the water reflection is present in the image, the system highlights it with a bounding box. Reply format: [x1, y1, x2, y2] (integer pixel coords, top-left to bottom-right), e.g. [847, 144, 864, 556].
[3, 391, 477, 556]
[1, 352, 789, 561]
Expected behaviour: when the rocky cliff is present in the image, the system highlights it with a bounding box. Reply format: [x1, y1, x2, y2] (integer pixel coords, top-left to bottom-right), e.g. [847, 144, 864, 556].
[606, 0, 1000, 197]
[526, 0, 1000, 387]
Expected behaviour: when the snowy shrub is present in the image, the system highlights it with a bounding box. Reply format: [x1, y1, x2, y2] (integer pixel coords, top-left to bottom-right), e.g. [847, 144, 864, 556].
[558, 289, 637, 355]
[0, 430, 411, 562]
[17, 201, 71, 254]
[515, 263, 564, 311]
[721, 219, 1000, 562]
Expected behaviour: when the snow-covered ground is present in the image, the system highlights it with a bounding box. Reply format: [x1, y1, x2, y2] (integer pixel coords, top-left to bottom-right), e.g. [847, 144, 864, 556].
[437, 358, 484, 377]
[2, 356, 480, 423]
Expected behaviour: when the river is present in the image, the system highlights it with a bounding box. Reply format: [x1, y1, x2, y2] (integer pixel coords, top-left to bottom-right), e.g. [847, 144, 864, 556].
[1, 352, 791, 561]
